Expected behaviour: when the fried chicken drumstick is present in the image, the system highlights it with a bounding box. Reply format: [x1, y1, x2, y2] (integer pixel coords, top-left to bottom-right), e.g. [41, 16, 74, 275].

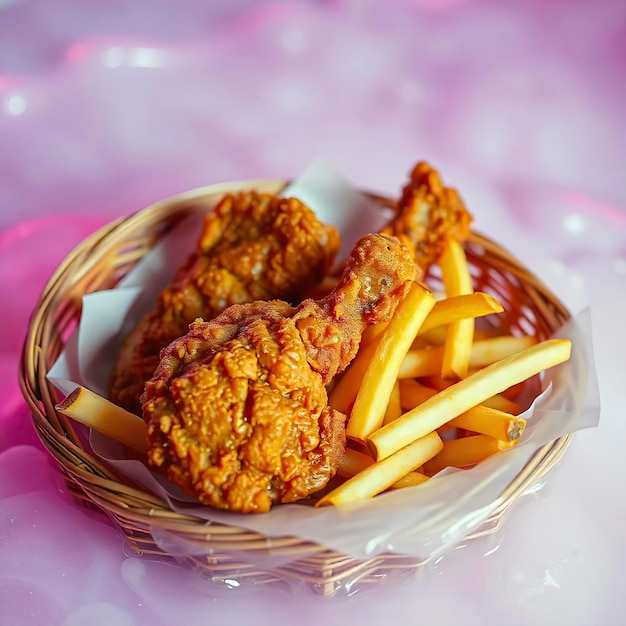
[109, 191, 340, 415]
[142, 233, 416, 513]
[382, 161, 473, 276]
[306, 161, 473, 300]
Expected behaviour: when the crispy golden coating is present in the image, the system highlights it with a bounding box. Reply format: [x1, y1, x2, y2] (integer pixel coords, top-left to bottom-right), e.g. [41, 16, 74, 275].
[382, 161, 473, 276]
[142, 234, 416, 513]
[109, 191, 340, 415]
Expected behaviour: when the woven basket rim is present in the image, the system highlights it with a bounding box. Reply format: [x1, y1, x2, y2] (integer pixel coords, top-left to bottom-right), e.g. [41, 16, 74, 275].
[18, 178, 574, 584]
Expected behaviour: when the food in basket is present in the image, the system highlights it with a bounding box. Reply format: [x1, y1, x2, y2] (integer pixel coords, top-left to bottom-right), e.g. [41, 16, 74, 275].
[108, 191, 340, 415]
[381, 161, 472, 273]
[318, 223, 572, 505]
[54, 159, 574, 516]
[345, 282, 437, 441]
[142, 233, 416, 513]
[365, 337, 571, 461]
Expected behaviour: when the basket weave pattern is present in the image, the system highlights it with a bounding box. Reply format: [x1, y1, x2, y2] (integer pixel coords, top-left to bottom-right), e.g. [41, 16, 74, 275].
[19, 181, 573, 595]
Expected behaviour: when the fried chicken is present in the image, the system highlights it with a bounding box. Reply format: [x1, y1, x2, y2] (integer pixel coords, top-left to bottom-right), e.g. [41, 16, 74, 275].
[142, 233, 416, 513]
[382, 161, 473, 277]
[109, 191, 340, 415]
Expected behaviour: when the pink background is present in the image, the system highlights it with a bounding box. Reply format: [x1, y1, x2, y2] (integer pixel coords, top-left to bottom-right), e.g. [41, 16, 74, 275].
[1, 1, 625, 624]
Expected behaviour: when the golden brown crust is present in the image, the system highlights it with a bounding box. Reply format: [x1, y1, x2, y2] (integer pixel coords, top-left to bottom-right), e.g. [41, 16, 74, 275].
[142, 234, 415, 513]
[111, 162, 472, 512]
[382, 161, 473, 273]
[145, 313, 333, 513]
[109, 191, 340, 415]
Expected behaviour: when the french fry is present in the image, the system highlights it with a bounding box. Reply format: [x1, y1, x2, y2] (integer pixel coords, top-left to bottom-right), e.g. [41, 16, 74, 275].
[420, 375, 522, 414]
[481, 394, 521, 415]
[390, 471, 430, 489]
[398, 335, 538, 379]
[440, 238, 474, 379]
[423, 434, 515, 476]
[328, 338, 380, 414]
[468, 335, 537, 365]
[331, 291, 491, 415]
[337, 448, 374, 477]
[368, 338, 571, 460]
[398, 379, 437, 410]
[328, 292, 492, 413]
[317, 432, 443, 506]
[56, 386, 148, 453]
[415, 325, 448, 346]
[382, 380, 403, 425]
[360, 321, 389, 348]
[408, 374, 452, 391]
[447, 406, 526, 442]
[418, 292, 503, 335]
[346, 283, 436, 441]
[443, 317, 474, 379]
[397, 346, 444, 379]
[439, 238, 473, 297]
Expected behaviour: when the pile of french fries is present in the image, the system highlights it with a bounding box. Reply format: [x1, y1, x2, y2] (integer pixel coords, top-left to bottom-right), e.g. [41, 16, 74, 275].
[57, 237, 571, 510]
[317, 238, 571, 507]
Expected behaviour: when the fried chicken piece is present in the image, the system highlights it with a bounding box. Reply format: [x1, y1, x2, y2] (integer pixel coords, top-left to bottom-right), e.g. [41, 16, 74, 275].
[109, 191, 340, 415]
[142, 233, 416, 513]
[382, 161, 473, 278]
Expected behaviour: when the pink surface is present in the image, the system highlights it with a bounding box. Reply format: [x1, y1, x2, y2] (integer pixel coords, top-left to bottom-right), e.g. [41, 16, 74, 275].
[1, 1, 625, 624]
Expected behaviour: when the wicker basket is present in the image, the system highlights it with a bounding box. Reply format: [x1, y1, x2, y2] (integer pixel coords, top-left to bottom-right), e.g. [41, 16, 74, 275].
[19, 179, 573, 596]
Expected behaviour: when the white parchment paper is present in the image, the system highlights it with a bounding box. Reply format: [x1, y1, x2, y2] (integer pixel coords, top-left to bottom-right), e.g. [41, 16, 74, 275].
[47, 161, 600, 561]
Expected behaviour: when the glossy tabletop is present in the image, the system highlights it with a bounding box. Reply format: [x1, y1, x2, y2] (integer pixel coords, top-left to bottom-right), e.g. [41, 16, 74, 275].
[1, 1, 625, 624]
